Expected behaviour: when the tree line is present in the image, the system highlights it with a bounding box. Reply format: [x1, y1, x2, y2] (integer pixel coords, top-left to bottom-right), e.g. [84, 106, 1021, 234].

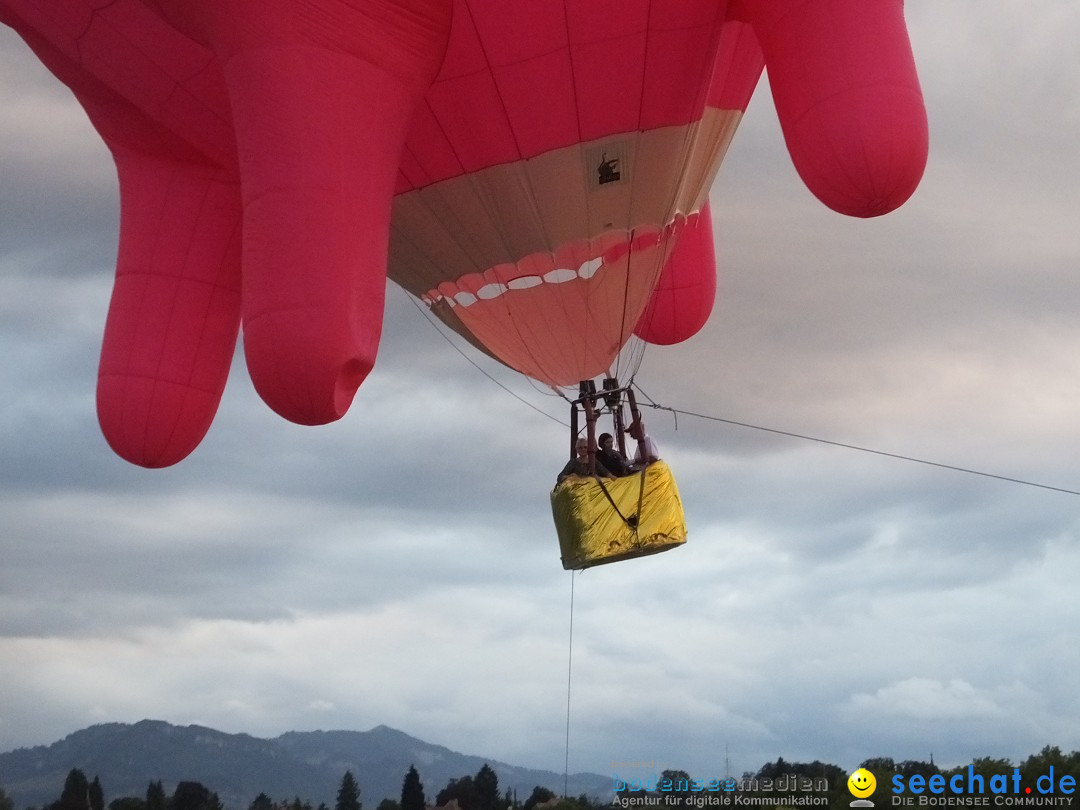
[3, 745, 1079, 810]
[0, 761, 588, 810]
[614, 746, 1080, 810]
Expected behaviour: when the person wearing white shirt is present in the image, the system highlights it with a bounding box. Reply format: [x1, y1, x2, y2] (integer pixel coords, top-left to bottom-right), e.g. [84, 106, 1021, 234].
[626, 418, 660, 467]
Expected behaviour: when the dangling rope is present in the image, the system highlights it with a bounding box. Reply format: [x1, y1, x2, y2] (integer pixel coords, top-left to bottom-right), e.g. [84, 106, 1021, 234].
[593, 475, 640, 532]
[633, 461, 648, 529]
[563, 569, 576, 799]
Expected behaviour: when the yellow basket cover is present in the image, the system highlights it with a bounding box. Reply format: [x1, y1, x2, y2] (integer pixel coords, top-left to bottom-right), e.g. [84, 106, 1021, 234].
[550, 460, 687, 570]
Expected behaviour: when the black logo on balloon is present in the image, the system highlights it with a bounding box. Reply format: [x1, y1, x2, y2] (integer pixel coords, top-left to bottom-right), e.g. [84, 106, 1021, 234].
[597, 153, 621, 185]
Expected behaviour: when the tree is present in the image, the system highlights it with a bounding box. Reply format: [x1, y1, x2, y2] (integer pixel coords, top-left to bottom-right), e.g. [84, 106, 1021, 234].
[248, 794, 274, 810]
[474, 766, 499, 810]
[55, 769, 91, 810]
[108, 799, 145, 810]
[522, 787, 554, 810]
[545, 798, 593, 810]
[401, 767, 426, 810]
[659, 770, 692, 808]
[1, 786, 14, 810]
[1020, 745, 1078, 784]
[898, 760, 939, 780]
[376, 800, 399, 810]
[172, 782, 217, 810]
[753, 757, 847, 808]
[336, 772, 361, 810]
[89, 778, 105, 810]
[959, 757, 1014, 781]
[860, 757, 897, 774]
[145, 782, 165, 810]
[436, 777, 477, 810]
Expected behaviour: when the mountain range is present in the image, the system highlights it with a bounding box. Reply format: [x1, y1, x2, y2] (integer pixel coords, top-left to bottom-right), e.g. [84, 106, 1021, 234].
[0, 721, 611, 810]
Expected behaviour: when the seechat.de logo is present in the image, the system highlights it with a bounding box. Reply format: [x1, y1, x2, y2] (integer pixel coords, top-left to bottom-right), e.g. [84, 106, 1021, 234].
[849, 768, 878, 807]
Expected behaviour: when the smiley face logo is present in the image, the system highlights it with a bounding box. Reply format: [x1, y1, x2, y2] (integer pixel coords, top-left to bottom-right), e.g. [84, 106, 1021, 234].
[848, 768, 877, 798]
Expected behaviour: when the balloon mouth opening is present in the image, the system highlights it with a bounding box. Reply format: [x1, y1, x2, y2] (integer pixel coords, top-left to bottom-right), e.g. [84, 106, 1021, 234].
[420, 215, 691, 310]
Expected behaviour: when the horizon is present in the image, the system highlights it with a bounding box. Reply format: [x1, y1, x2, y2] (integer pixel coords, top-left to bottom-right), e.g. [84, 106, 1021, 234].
[4, 719, 1076, 780]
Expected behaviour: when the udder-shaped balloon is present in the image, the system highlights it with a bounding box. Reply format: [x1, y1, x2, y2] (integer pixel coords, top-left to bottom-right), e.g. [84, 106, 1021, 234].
[0, 0, 926, 467]
[2, 0, 452, 466]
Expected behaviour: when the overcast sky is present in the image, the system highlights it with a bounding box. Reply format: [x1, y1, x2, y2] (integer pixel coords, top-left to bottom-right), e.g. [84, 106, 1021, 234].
[2, 0, 1079, 792]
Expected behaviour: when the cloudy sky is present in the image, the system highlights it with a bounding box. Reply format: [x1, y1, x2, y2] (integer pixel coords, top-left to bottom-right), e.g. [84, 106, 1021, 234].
[2, 0, 1079, 791]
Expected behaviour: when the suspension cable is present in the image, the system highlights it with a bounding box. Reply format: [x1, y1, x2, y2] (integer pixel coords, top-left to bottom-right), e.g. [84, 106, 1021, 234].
[402, 291, 568, 426]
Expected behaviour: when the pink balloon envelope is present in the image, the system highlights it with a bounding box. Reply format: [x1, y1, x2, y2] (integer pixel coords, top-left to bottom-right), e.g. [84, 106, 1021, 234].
[0, 0, 927, 466]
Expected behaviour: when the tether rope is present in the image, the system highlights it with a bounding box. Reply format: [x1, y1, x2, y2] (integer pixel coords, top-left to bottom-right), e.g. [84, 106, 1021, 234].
[631, 386, 1080, 498]
[563, 569, 576, 799]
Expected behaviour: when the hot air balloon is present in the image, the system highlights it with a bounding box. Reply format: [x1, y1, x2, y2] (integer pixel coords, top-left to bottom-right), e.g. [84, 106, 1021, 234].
[0, 0, 928, 468]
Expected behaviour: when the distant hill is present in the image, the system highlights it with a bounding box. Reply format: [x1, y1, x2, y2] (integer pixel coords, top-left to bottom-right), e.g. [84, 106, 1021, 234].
[0, 721, 611, 810]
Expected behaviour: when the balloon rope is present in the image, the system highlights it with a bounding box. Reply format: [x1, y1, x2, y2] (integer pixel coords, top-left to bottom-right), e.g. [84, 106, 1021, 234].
[632, 384, 1080, 498]
[401, 290, 568, 425]
[563, 569, 576, 798]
